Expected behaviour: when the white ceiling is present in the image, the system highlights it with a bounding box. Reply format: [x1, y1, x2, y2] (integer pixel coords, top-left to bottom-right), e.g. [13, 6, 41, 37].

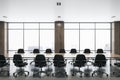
[0, 0, 120, 22]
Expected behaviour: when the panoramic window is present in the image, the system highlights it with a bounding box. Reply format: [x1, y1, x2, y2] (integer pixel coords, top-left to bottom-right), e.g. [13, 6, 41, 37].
[8, 22, 111, 53]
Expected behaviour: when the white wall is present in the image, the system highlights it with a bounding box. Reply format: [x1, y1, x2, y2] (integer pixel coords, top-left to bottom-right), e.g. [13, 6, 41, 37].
[111, 0, 120, 21]
[0, 0, 120, 22]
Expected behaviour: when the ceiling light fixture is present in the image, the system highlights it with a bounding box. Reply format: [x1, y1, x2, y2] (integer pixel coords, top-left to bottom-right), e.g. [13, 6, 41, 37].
[57, 2, 61, 6]
[111, 16, 116, 18]
[3, 16, 8, 18]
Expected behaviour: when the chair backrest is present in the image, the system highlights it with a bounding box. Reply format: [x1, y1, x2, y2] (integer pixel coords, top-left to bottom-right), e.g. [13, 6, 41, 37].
[53, 55, 64, 63]
[96, 49, 104, 53]
[84, 49, 91, 53]
[13, 54, 23, 64]
[17, 49, 25, 53]
[70, 49, 77, 53]
[33, 49, 40, 53]
[94, 54, 106, 67]
[45, 49, 52, 53]
[59, 49, 66, 53]
[75, 54, 86, 64]
[35, 55, 46, 61]
[53, 55, 65, 67]
[0, 55, 6, 64]
[34, 55, 46, 67]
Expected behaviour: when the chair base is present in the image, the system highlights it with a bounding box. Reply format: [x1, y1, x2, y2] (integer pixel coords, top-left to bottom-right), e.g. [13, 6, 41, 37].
[0, 70, 9, 77]
[33, 69, 49, 78]
[72, 70, 84, 77]
[92, 70, 108, 77]
[72, 67, 84, 77]
[13, 69, 29, 77]
[52, 71, 68, 78]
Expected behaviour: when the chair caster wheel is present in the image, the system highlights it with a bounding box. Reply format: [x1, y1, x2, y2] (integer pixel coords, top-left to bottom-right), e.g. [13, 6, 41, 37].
[14, 75, 17, 78]
[33, 74, 36, 77]
[13, 73, 17, 78]
[66, 74, 68, 77]
[113, 72, 115, 75]
[106, 74, 108, 77]
[52, 73, 54, 77]
[92, 74, 94, 77]
[72, 73, 74, 76]
[7, 73, 9, 76]
[47, 74, 49, 76]
[25, 74, 27, 77]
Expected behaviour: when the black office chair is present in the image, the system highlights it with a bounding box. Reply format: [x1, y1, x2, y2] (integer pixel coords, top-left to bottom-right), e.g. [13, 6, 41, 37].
[0, 55, 9, 76]
[96, 49, 104, 53]
[17, 49, 25, 54]
[70, 48, 77, 53]
[68, 48, 77, 64]
[59, 49, 66, 53]
[113, 62, 120, 76]
[45, 49, 53, 65]
[72, 54, 87, 77]
[92, 54, 108, 77]
[30, 49, 40, 65]
[13, 54, 29, 77]
[33, 54, 49, 77]
[52, 55, 68, 77]
[33, 49, 40, 53]
[84, 49, 91, 54]
[45, 49, 52, 53]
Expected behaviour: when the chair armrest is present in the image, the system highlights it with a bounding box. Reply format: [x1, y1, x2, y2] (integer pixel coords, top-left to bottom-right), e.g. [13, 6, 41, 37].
[64, 59, 67, 63]
[46, 58, 52, 66]
[35, 61, 46, 63]
[30, 61, 34, 65]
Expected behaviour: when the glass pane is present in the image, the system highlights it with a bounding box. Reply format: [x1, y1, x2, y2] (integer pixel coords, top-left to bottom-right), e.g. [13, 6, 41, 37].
[64, 23, 79, 29]
[40, 23, 54, 29]
[24, 30, 39, 50]
[24, 23, 39, 29]
[8, 23, 23, 29]
[80, 30, 94, 50]
[40, 30, 54, 50]
[65, 30, 79, 51]
[80, 23, 95, 29]
[96, 23, 110, 29]
[96, 30, 110, 51]
[8, 30, 23, 50]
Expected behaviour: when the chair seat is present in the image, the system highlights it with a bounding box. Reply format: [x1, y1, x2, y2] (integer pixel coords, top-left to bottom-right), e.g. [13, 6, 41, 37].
[15, 62, 28, 67]
[73, 63, 85, 67]
[0, 63, 8, 67]
[35, 63, 47, 67]
[114, 63, 120, 67]
[94, 63, 106, 67]
[54, 63, 66, 67]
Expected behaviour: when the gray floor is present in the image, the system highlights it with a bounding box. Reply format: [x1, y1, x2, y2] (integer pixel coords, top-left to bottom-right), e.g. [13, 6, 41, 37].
[0, 58, 120, 80]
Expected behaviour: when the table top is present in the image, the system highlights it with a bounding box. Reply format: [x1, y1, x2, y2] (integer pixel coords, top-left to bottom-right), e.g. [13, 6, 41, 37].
[8, 52, 112, 58]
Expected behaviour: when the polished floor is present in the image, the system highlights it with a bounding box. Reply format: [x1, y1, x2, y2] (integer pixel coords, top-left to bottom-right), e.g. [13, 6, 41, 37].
[1, 53, 120, 80]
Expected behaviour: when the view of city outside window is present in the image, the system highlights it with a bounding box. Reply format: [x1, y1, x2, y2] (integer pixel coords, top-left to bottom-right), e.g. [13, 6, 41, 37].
[8, 22, 111, 53]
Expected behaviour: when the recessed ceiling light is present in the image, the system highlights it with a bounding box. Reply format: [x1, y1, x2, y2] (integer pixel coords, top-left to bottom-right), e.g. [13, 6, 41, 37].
[57, 2, 61, 6]
[111, 16, 116, 18]
[58, 16, 61, 18]
[3, 16, 8, 18]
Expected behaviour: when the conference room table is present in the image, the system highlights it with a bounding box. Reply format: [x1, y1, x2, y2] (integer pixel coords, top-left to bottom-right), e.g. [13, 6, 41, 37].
[7, 52, 120, 67]
[8, 52, 112, 60]
[8, 52, 120, 66]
